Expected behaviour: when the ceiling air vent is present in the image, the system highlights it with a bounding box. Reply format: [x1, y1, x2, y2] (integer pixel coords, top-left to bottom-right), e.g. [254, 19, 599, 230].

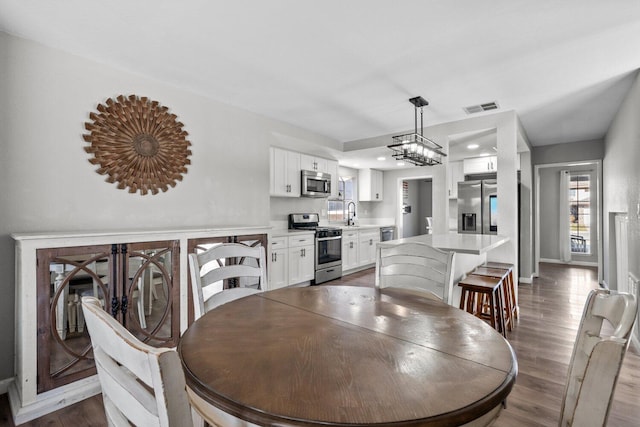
[463, 101, 499, 115]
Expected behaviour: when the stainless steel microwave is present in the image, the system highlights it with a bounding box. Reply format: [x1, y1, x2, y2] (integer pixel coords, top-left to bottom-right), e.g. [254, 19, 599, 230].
[301, 170, 331, 198]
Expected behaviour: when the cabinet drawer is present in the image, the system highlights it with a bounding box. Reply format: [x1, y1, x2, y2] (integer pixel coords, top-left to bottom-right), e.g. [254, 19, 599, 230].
[288, 234, 315, 247]
[359, 229, 380, 240]
[342, 230, 359, 239]
[271, 236, 288, 249]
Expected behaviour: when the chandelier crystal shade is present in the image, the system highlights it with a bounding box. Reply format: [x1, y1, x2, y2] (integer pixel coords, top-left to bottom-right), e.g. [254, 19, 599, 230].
[387, 96, 446, 166]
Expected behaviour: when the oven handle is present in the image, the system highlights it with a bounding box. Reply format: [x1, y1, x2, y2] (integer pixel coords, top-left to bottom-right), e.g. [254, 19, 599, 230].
[316, 236, 342, 242]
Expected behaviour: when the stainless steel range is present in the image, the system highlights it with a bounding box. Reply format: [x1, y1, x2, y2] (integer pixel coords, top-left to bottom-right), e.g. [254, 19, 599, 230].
[288, 213, 342, 284]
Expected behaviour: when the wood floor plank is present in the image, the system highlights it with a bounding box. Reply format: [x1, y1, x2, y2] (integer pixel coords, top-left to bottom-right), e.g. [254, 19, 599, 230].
[1, 263, 638, 426]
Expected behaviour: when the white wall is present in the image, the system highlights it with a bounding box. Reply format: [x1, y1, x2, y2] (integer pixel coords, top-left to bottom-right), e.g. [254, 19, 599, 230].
[0, 33, 339, 380]
[603, 70, 640, 289]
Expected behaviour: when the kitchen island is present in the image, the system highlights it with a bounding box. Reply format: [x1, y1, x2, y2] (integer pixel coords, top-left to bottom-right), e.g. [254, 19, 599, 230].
[380, 233, 510, 305]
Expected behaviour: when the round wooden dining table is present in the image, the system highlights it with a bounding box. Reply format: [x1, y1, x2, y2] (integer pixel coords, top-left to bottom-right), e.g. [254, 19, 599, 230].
[179, 286, 517, 426]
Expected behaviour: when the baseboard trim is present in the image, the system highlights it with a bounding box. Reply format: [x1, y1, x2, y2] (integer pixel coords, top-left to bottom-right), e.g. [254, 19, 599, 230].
[519, 276, 533, 284]
[342, 263, 375, 276]
[539, 258, 598, 267]
[0, 377, 13, 395]
[8, 375, 101, 425]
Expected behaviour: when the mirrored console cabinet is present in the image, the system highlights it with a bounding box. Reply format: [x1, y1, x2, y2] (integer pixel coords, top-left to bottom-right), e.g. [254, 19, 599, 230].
[10, 226, 269, 425]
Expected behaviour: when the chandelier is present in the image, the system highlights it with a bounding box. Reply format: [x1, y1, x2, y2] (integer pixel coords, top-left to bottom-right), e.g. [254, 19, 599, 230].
[387, 96, 446, 166]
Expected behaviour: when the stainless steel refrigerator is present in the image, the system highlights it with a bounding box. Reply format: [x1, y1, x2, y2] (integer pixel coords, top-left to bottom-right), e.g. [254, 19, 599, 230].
[457, 179, 497, 235]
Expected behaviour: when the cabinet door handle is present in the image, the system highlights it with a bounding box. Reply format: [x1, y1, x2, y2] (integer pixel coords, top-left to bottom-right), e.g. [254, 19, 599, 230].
[350, 242, 353, 249]
[369, 239, 373, 245]
[301, 248, 305, 257]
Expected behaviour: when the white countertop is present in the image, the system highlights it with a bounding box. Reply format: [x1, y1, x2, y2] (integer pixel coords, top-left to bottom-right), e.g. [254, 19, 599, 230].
[271, 224, 395, 238]
[382, 233, 509, 255]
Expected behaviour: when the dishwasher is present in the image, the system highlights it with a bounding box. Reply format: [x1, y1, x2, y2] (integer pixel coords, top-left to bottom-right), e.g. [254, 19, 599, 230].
[380, 226, 396, 242]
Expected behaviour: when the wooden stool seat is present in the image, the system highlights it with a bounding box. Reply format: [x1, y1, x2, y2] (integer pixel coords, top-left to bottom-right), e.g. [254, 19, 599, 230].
[483, 262, 518, 321]
[472, 266, 513, 331]
[457, 275, 506, 337]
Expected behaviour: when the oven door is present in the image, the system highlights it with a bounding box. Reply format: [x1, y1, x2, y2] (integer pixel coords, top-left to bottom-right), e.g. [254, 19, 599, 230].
[315, 236, 342, 270]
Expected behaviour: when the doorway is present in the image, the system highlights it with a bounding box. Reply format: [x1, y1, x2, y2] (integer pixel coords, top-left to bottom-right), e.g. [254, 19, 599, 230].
[534, 160, 602, 283]
[398, 177, 433, 238]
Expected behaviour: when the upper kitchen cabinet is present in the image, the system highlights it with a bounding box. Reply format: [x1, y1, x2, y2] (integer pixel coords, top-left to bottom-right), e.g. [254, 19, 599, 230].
[463, 156, 497, 175]
[359, 168, 383, 201]
[326, 159, 339, 198]
[448, 161, 464, 199]
[270, 147, 300, 197]
[300, 154, 328, 173]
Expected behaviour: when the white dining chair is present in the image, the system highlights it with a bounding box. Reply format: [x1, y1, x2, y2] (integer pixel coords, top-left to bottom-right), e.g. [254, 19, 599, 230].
[375, 241, 455, 303]
[188, 243, 266, 320]
[559, 289, 638, 426]
[81, 296, 194, 427]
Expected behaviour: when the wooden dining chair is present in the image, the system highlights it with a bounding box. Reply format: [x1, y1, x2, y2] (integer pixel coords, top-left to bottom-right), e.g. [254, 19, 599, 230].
[375, 241, 455, 303]
[188, 243, 266, 320]
[81, 296, 194, 427]
[559, 289, 638, 427]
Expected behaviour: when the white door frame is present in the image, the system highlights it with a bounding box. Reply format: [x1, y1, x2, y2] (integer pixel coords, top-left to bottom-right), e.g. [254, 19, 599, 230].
[534, 159, 603, 283]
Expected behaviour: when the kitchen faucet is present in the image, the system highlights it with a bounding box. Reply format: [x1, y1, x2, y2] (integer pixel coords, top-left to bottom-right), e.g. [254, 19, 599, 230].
[347, 202, 356, 226]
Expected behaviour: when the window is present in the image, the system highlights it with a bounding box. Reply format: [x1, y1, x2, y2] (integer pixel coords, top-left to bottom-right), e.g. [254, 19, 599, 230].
[328, 177, 355, 223]
[569, 174, 590, 254]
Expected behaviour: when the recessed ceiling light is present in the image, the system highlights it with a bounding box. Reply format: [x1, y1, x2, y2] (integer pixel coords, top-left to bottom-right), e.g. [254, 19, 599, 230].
[397, 162, 405, 166]
[377, 156, 386, 161]
[479, 153, 490, 157]
[467, 144, 479, 150]
[353, 163, 359, 168]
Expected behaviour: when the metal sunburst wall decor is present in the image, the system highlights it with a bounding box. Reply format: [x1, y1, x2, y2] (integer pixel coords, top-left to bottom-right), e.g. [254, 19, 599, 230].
[83, 95, 192, 195]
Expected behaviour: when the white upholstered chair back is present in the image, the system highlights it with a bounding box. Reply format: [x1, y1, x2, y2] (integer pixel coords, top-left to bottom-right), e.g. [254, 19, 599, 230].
[81, 296, 192, 427]
[375, 241, 455, 303]
[188, 243, 266, 320]
[559, 289, 638, 426]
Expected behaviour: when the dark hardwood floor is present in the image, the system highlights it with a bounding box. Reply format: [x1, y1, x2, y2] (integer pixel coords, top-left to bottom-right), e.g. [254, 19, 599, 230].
[1, 263, 639, 426]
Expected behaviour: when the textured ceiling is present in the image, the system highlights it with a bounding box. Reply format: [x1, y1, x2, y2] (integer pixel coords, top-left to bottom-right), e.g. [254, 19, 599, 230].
[1, 0, 639, 168]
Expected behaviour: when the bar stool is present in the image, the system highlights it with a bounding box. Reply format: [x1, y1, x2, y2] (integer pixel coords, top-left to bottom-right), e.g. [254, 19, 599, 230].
[484, 262, 518, 321]
[457, 275, 506, 337]
[470, 266, 513, 332]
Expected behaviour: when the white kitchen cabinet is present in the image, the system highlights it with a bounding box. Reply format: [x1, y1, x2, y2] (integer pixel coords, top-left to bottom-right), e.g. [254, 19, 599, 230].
[342, 230, 359, 271]
[358, 229, 380, 266]
[448, 161, 464, 199]
[359, 169, 384, 201]
[326, 159, 339, 198]
[270, 147, 301, 197]
[269, 236, 289, 290]
[300, 154, 328, 173]
[463, 156, 497, 175]
[287, 234, 315, 285]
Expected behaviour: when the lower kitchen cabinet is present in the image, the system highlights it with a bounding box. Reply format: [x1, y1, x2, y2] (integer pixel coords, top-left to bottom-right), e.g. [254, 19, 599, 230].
[288, 245, 314, 284]
[269, 237, 288, 290]
[358, 230, 380, 266]
[268, 232, 315, 288]
[288, 234, 315, 285]
[342, 230, 359, 271]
